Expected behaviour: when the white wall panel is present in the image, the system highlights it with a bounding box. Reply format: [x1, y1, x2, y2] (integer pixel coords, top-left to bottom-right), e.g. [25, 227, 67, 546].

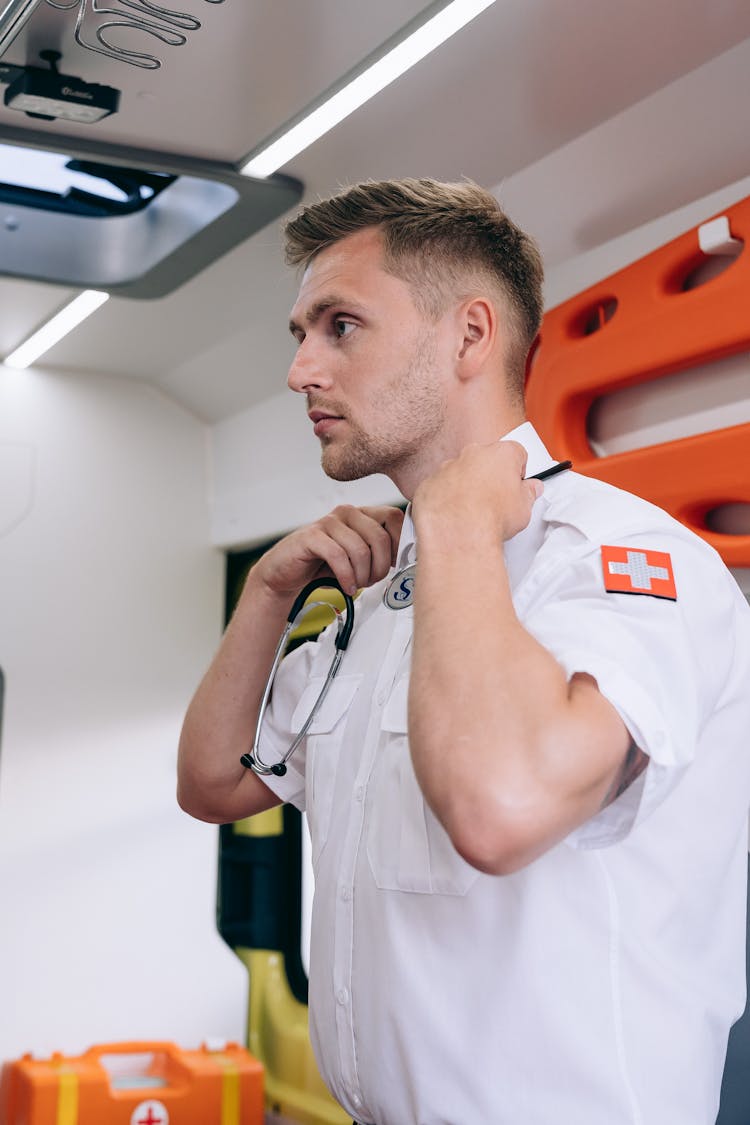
[0, 366, 242, 1063]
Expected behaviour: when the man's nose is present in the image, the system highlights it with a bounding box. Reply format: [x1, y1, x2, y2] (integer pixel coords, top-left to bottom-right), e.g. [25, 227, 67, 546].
[287, 339, 332, 394]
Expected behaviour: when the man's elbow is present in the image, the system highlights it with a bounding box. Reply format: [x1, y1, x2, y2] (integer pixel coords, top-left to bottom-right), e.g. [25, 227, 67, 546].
[176, 780, 229, 824]
[453, 832, 539, 877]
[177, 764, 281, 824]
[176, 762, 242, 824]
[447, 798, 557, 877]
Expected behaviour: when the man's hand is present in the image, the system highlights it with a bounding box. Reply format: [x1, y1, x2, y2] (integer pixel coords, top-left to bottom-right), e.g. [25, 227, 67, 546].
[251, 504, 405, 599]
[412, 441, 542, 544]
[178, 501, 405, 824]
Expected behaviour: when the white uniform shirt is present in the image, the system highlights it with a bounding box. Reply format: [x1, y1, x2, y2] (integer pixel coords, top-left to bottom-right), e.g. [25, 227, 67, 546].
[261, 423, 750, 1125]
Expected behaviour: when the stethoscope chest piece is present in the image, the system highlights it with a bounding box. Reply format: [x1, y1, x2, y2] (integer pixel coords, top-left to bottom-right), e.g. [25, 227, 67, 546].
[383, 563, 416, 610]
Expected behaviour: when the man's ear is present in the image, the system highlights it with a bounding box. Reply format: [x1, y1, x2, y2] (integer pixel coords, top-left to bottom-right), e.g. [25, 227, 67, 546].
[456, 297, 497, 377]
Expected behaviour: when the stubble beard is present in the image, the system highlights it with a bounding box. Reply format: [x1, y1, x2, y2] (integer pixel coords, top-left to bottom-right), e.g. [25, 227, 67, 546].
[320, 329, 446, 483]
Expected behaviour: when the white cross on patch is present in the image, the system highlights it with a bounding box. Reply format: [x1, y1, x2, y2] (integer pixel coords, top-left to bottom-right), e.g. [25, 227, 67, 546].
[608, 550, 669, 591]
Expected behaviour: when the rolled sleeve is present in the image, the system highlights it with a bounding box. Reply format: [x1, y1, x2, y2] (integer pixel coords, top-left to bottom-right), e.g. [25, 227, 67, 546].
[520, 533, 722, 847]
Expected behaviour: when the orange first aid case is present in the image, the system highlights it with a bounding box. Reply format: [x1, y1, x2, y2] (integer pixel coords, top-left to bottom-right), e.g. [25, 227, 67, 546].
[0, 1040, 264, 1125]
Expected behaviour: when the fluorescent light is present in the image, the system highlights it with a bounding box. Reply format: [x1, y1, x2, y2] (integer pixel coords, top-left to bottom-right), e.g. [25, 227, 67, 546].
[241, 0, 497, 178]
[3, 290, 109, 370]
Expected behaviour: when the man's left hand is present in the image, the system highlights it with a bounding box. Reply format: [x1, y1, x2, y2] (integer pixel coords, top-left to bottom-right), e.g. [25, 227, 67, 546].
[412, 440, 543, 543]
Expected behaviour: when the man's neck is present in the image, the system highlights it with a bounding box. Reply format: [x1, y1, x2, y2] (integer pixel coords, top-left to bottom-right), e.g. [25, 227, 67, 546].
[392, 408, 528, 500]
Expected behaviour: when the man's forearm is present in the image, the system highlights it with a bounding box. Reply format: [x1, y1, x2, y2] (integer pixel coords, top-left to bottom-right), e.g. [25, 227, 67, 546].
[408, 520, 630, 874]
[177, 570, 294, 822]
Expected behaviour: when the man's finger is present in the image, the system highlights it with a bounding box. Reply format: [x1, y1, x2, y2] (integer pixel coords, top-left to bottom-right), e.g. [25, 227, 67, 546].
[361, 505, 405, 565]
[500, 439, 529, 476]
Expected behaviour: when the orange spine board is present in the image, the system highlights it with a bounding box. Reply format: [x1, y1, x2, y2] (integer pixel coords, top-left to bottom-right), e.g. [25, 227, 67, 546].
[527, 194, 750, 566]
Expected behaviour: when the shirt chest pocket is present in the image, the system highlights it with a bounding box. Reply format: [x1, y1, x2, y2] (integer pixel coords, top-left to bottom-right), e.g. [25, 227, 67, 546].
[366, 678, 480, 896]
[291, 673, 362, 865]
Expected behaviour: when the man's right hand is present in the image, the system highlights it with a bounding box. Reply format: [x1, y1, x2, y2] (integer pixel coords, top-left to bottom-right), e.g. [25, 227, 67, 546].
[250, 504, 405, 601]
[177, 503, 404, 824]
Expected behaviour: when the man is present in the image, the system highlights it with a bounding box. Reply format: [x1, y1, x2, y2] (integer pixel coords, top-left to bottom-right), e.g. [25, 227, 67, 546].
[178, 178, 750, 1124]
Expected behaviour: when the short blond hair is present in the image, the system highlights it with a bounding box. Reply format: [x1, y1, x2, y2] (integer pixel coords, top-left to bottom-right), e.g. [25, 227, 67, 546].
[284, 177, 544, 397]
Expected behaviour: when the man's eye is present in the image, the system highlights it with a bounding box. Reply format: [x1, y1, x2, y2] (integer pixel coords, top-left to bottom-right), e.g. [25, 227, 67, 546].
[334, 319, 356, 338]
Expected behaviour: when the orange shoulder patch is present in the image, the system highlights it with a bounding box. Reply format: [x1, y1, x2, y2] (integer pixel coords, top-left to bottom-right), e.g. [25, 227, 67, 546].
[601, 545, 677, 600]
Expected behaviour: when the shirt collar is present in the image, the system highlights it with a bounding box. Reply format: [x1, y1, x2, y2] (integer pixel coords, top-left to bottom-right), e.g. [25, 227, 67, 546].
[501, 420, 556, 478]
[396, 507, 417, 570]
[393, 423, 556, 571]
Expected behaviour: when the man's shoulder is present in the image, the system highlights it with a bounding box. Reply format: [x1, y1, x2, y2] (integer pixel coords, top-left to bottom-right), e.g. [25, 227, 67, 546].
[533, 470, 750, 630]
[544, 471, 717, 562]
[532, 470, 747, 619]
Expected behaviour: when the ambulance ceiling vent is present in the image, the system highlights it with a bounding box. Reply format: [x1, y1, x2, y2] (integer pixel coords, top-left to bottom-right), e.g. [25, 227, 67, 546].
[0, 136, 302, 299]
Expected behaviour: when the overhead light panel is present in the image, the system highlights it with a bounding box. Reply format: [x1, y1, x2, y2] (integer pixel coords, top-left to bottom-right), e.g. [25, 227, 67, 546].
[3, 290, 109, 370]
[240, 0, 497, 178]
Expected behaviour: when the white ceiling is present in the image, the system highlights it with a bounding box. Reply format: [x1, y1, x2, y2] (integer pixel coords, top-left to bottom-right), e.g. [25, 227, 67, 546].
[1, 0, 750, 422]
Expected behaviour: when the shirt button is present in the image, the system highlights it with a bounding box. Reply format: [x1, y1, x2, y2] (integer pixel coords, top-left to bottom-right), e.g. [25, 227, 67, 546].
[352, 1095, 362, 1108]
[336, 988, 349, 1006]
[340, 886, 352, 902]
[354, 786, 364, 802]
[376, 688, 387, 706]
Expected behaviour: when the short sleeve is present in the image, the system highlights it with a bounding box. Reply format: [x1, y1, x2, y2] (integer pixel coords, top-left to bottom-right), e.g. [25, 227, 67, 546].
[520, 529, 733, 847]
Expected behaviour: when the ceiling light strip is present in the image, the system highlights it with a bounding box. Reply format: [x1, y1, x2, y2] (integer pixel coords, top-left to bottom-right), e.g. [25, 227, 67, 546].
[240, 0, 497, 178]
[3, 290, 109, 370]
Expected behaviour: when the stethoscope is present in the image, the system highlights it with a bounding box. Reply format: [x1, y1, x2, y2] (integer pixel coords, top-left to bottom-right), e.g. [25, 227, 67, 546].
[240, 579, 355, 777]
[241, 460, 572, 778]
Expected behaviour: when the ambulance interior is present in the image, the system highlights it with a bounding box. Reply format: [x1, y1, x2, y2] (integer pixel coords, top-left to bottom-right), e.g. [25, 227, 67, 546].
[1, 1, 749, 1121]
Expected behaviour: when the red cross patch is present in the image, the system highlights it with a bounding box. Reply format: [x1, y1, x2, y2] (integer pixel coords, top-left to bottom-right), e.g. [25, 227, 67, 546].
[601, 545, 677, 600]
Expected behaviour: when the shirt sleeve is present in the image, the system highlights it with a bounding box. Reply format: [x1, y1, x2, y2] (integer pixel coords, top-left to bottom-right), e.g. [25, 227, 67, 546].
[519, 528, 736, 848]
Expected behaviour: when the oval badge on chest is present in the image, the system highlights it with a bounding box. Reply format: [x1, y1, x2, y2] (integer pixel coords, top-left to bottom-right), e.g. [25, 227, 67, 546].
[384, 563, 416, 609]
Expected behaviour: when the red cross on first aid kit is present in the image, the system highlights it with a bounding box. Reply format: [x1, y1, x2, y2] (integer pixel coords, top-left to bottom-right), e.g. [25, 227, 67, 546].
[132, 1102, 169, 1125]
[601, 545, 677, 600]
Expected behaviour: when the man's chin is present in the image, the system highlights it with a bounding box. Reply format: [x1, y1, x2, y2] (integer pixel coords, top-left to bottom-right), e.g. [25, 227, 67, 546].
[321, 461, 368, 483]
[321, 450, 372, 482]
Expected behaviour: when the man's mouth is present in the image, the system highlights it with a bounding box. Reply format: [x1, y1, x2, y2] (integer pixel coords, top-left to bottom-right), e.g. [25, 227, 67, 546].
[309, 409, 344, 437]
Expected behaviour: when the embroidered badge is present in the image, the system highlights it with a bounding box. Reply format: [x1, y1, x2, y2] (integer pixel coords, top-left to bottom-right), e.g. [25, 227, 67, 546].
[384, 563, 416, 609]
[601, 545, 677, 600]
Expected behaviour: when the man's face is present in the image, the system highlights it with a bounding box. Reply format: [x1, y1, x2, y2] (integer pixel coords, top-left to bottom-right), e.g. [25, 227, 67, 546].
[287, 227, 450, 489]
